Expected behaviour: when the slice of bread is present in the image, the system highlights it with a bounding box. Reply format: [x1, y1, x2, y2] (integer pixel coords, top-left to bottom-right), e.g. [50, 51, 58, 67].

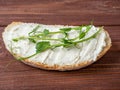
[2, 22, 112, 71]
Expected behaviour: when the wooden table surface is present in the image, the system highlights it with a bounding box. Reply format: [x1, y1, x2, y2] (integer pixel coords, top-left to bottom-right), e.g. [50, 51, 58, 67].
[0, 0, 120, 90]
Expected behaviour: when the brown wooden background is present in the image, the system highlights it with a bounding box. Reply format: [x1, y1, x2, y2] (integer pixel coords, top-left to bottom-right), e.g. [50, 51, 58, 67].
[0, 0, 120, 90]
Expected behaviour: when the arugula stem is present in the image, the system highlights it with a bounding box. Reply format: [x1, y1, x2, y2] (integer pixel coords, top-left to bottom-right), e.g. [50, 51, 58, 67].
[69, 36, 79, 41]
[31, 31, 62, 37]
[17, 53, 38, 60]
[29, 37, 61, 41]
[49, 31, 63, 34]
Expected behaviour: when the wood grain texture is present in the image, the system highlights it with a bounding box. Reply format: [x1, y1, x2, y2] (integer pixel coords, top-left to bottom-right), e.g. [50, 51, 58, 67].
[0, 0, 120, 90]
[0, 0, 120, 26]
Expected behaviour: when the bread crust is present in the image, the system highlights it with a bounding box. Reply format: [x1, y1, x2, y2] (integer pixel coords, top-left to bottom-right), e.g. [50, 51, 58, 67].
[3, 22, 112, 71]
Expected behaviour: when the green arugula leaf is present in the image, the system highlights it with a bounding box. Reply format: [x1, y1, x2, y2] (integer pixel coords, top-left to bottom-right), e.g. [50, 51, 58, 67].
[61, 38, 73, 47]
[62, 38, 72, 44]
[36, 41, 51, 53]
[12, 38, 19, 42]
[28, 38, 36, 43]
[43, 29, 49, 36]
[60, 27, 72, 32]
[79, 32, 86, 39]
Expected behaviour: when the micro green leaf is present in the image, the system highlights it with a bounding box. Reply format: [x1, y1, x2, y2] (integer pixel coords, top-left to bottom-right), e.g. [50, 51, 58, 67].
[36, 41, 51, 53]
[12, 38, 19, 42]
[60, 27, 72, 32]
[61, 38, 73, 47]
[28, 38, 36, 43]
[43, 29, 49, 36]
[62, 38, 72, 44]
[79, 32, 86, 39]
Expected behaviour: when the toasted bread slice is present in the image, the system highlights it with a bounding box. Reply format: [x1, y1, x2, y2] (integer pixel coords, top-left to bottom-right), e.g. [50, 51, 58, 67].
[2, 22, 112, 71]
